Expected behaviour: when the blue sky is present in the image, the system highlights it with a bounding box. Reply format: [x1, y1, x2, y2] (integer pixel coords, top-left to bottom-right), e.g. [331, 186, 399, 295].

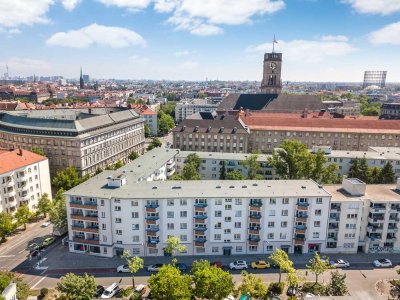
[1, 0, 400, 82]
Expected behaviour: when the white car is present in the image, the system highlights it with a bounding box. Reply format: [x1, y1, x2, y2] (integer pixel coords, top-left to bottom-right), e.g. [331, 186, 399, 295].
[117, 264, 130, 273]
[330, 259, 350, 268]
[223, 296, 235, 300]
[305, 293, 316, 298]
[42, 221, 51, 227]
[373, 259, 392, 268]
[147, 264, 164, 272]
[229, 260, 248, 270]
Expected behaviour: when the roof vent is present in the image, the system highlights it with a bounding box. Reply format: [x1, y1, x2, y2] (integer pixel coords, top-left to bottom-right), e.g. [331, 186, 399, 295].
[152, 186, 158, 189]
[242, 185, 247, 188]
[172, 186, 182, 189]
[216, 186, 221, 189]
[229, 185, 234, 188]
[252, 183, 258, 186]
[301, 186, 306, 189]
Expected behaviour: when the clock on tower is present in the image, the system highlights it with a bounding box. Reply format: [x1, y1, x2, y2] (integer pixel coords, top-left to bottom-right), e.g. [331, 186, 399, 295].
[260, 52, 282, 94]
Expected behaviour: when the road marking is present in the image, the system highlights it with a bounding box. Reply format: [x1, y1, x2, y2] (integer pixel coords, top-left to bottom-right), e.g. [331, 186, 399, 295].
[0, 255, 15, 258]
[31, 276, 47, 289]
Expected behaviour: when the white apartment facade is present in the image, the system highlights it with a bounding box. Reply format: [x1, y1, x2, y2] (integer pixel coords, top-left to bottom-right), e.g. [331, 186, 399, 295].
[0, 149, 52, 214]
[175, 99, 219, 122]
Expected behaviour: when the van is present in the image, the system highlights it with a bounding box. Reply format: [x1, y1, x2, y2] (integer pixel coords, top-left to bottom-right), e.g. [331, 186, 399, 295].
[101, 283, 119, 299]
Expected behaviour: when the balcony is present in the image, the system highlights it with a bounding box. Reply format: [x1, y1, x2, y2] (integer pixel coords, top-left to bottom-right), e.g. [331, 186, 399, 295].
[369, 206, 386, 213]
[147, 239, 160, 246]
[5, 179, 14, 187]
[145, 216, 160, 221]
[70, 200, 97, 209]
[249, 201, 263, 208]
[294, 239, 305, 246]
[72, 225, 99, 233]
[72, 237, 99, 245]
[194, 226, 207, 232]
[248, 236, 260, 242]
[6, 190, 16, 197]
[368, 216, 385, 223]
[327, 236, 337, 242]
[367, 226, 383, 233]
[390, 205, 400, 212]
[194, 237, 207, 243]
[389, 216, 400, 222]
[296, 202, 309, 211]
[146, 226, 160, 232]
[387, 227, 399, 233]
[330, 205, 341, 212]
[194, 203, 208, 208]
[70, 214, 98, 222]
[194, 215, 208, 220]
[328, 224, 339, 231]
[145, 203, 159, 209]
[248, 227, 260, 234]
[249, 214, 262, 219]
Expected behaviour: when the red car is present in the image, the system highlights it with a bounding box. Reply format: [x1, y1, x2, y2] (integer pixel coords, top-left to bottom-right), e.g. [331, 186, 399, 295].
[211, 261, 223, 268]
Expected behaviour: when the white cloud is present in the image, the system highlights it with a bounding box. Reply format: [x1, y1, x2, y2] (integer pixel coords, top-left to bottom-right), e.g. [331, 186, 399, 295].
[61, 0, 81, 11]
[247, 36, 357, 63]
[0, 0, 53, 28]
[154, 0, 179, 12]
[189, 23, 223, 36]
[320, 35, 348, 42]
[46, 23, 146, 48]
[129, 55, 150, 64]
[369, 22, 400, 45]
[0, 57, 51, 75]
[97, 0, 151, 10]
[342, 0, 400, 15]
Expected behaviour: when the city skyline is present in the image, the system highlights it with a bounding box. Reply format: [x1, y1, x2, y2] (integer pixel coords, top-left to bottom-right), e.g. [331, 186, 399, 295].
[1, 0, 400, 82]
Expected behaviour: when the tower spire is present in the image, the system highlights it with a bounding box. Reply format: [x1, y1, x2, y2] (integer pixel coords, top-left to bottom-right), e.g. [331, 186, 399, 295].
[272, 35, 278, 53]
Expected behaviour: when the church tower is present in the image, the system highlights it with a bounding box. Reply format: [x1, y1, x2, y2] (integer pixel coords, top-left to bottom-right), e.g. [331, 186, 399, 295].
[260, 37, 282, 94]
[79, 67, 84, 89]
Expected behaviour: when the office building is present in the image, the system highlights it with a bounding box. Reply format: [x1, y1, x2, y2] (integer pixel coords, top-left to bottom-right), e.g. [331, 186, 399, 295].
[175, 99, 219, 123]
[363, 71, 387, 89]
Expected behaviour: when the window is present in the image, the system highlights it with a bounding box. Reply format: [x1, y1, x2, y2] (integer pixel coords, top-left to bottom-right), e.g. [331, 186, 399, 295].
[225, 198, 232, 202]
[180, 199, 187, 206]
[132, 236, 140, 242]
[344, 233, 356, 239]
[316, 198, 323, 204]
[212, 247, 219, 253]
[313, 232, 320, 238]
[215, 199, 222, 205]
[132, 224, 139, 230]
[280, 233, 287, 239]
[224, 229, 231, 234]
[180, 223, 187, 229]
[345, 224, 357, 229]
[116, 229, 122, 235]
[101, 199, 104, 206]
[214, 234, 221, 240]
[132, 212, 139, 218]
[234, 234, 241, 240]
[249, 245, 258, 252]
[347, 214, 358, 219]
[131, 200, 138, 206]
[234, 222, 241, 228]
[103, 235, 107, 242]
[236, 246, 243, 253]
[266, 245, 273, 252]
[180, 235, 187, 241]
[269, 210, 276, 216]
[101, 212, 106, 218]
[282, 198, 289, 204]
[268, 221, 275, 228]
[281, 221, 287, 228]
[102, 224, 106, 230]
[270, 198, 276, 205]
[167, 211, 174, 218]
[215, 222, 222, 229]
[215, 211, 222, 217]
[167, 199, 174, 206]
[281, 209, 288, 216]
[235, 199, 242, 205]
[344, 243, 354, 248]
[132, 248, 140, 254]
[225, 217, 231, 222]
[114, 199, 120, 203]
[314, 221, 321, 227]
[225, 205, 232, 210]
[267, 233, 274, 239]
[115, 218, 122, 223]
[235, 211, 242, 217]
[196, 248, 205, 253]
[114, 206, 121, 211]
[167, 223, 174, 230]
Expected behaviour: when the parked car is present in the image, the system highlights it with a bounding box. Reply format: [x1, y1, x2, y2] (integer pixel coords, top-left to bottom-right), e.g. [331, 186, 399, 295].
[147, 264, 164, 272]
[373, 259, 392, 268]
[211, 261, 223, 268]
[30, 250, 40, 257]
[94, 285, 105, 298]
[117, 264, 130, 273]
[287, 286, 297, 296]
[134, 284, 147, 296]
[42, 237, 56, 247]
[305, 293, 316, 298]
[330, 259, 350, 268]
[41, 221, 51, 227]
[251, 260, 270, 269]
[239, 293, 251, 300]
[176, 263, 188, 272]
[229, 260, 248, 270]
[101, 283, 119, 298]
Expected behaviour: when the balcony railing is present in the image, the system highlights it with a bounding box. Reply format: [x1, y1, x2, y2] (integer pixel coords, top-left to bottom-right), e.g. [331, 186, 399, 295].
[248, 236, 260, 242]
[249, 201, 263, 208]
[297, 202, 309, 207]
[147, 239, 160, 244]
[146, 227, 160, 232]
[194, 227, 207, 232]
[194, 237, 207, 243]
[145, 204, 159, 209]
[194, 203, 208, 208]
[194, 215, 208, 220]
[249, 214, 262, 219]
[294, 225, 307, 230]
[72, 237, 99, 245]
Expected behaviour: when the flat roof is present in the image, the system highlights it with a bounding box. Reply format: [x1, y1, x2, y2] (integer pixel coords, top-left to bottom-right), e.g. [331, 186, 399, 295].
[324, 184, 400, 202]
[176, 150, 271, 162]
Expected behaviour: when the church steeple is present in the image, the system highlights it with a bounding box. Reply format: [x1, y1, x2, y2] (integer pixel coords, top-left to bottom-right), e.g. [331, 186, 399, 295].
[79, 67, 84, 89]
[260, 36, 282, 94]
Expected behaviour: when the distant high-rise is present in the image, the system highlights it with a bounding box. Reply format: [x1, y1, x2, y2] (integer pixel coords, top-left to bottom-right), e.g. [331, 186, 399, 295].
[82, 74, 90, 83]
[363, 71, 387, 89]
[79, 67, 84, 89]
[260, 36, 282, 94]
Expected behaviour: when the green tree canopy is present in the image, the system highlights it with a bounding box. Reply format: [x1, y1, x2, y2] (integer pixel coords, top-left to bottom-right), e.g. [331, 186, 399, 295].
[37, 193, 52, 218]
[52, 166, 84, 191]
[50, 189, 67, 233]
[219, 161, 226, 179]
[326, 270, 348, 296]
[158, 111, 175, 135]
[306, 252, 331, 283]
[269, 249, 294, 283]
[379, 161, 396, 184]
[225, 170, 246, 180]
[148, 264, 192, 300]
[0, 212, 15, 242]
[15, 204, 31, 230]
[164, 236, 186, 261]
[114, 161, 124, 170]
[0, 271, 30, 300]
[170, 153, 201, 180]
[191, 260, 234, 300]
[144, 124, 151, 137]
[129, 151, 139, 161]
[236, 271, 267, 299]
[241, 154, 264, 179]
[56, 273, 97, 300]
[147, 137, 162, 151]
[122, 250, 144, 289]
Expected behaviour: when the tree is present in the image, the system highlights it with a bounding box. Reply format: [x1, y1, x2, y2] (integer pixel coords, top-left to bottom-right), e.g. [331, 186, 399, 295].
[192, 260, 234, 300]
[147, 137, 162, 151]
[306, 252, 331, 283]
[144, 124, 152, 137]
[219, 161, 226, 180]
[50, 189, 67, 233]
[326, 270, 348, 296]
[0, 212, 15, 242]
[269, 249, 294, 284]
[56, 273, 97, 300]
[225, 170, 246, 180]
[368, 167, 381, 184]
[236, 271, 267, 299]
[358, 157, 370, 183]
[390, 269, 400, 299]
[158, 111, 175, 135]
[186, 153, 201, 170]
[15, 204, 31, 230]
[181, 163, 201, 180]
[122, 250, 144, 289]
[164, 236, 186, 262]
[148, 264, 192, 300]
[52, 166, 84, 190]
[286, 271, 300, 289]
[31, 147, 46, 156]
[379, 162, 396, 184]
[129, 151, 139, 161]
[37, 193, 52, 218]
[348, 158, 361, 179]
[241, 154, 264, 179]
[320, 163, 340, 184]
[114, 160, 123, 169]
[0, 271, 30, 300]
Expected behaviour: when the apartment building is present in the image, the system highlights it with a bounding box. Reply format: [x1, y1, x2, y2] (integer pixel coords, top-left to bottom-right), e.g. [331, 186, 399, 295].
[130, 104, 158, 136]
[175, 99, 219, 123]
[0, 149, 52, 214]
[0, 108, 145, 176]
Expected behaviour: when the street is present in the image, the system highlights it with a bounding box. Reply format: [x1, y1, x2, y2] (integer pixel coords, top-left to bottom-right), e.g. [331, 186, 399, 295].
[1, 223, 399, 299]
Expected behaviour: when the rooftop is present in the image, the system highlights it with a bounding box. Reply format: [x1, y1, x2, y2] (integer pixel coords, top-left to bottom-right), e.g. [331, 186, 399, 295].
[325, 184, 400, 202]
[0, 149, 47, 175]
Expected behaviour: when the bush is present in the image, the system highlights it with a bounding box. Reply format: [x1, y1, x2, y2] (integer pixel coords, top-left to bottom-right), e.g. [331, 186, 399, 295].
[301, 282, 327, 296]
[122, 287, 133, 297]
[39, 288, 49, 299]
[267, 282, 285, 295]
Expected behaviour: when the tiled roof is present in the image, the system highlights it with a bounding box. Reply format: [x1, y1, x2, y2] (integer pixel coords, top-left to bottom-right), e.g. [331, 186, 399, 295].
[172, 115, 248, 134]
[0, 102, 18, 111]
[0, 149, 47, 175]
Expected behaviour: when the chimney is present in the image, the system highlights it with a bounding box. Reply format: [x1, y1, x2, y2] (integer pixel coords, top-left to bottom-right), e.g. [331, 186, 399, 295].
[18, 148, 22, 156]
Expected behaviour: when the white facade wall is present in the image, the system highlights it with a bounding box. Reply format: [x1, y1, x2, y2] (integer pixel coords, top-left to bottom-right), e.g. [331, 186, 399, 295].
[0, 158, 52, 214]
[175, 102, 219, 122]
[143, 114, 157, 136]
